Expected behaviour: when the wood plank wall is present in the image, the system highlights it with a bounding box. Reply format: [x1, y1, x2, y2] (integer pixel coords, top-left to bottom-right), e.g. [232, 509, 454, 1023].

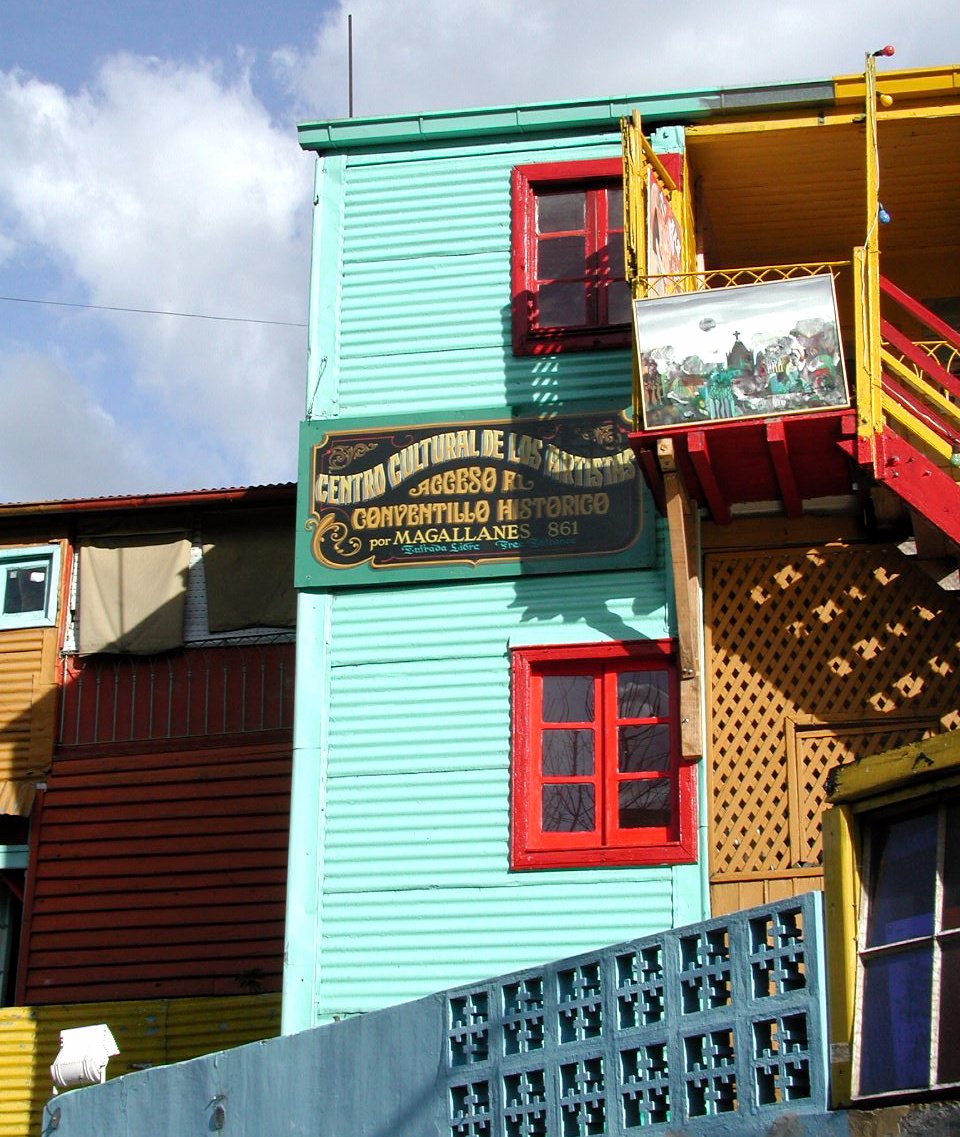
[17, 739, 291, 1005]
[0, 628, 58, 815]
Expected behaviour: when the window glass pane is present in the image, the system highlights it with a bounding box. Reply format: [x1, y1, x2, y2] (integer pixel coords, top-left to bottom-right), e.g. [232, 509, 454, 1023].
[542, 784, 594, 832]
[542, 729, 594, 776]
[859, 945, 933, 1095]
[542, 674, 594, 723]
[619, 779, 671, 829]
[866, 811, 937, 947]
[605, 238, 625, 280]
[619, 724, 670, 772]
[607, 281, 632, 325]
[3, 566, 47, 614]
[617, 670, 668, 718]
[537, 235, 585, 281]
[537, 281, 586, 327]
[606, 187, 623, 228]
[941, 801, 960, 930]
[537, 191, 584, 234]
[937, 935, 960, 1084]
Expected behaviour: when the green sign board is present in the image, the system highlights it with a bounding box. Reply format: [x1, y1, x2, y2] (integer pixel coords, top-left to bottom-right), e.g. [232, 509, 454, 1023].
[296, 406, 654, 587]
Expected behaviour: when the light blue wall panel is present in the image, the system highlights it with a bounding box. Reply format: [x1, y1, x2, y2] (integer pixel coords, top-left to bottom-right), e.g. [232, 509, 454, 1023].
[327, 564, 670, 667]
[316, 878, 682, 1014]
[335, 136, 634, 415]
[306, 538, 705, 1018]
[292, 115, 707, 1029]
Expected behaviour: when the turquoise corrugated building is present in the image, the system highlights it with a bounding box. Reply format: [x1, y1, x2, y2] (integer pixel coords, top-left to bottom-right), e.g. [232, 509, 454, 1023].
[285, 94, 712, 1035]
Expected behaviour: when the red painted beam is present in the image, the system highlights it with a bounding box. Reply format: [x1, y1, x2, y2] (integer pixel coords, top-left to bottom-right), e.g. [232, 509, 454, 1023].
[630, 438, 667, 514]
[877, 428, 960, 547]
[686, 431, 732, 524]
[880, 275, 960, 352]
[765, 419, 803, 518]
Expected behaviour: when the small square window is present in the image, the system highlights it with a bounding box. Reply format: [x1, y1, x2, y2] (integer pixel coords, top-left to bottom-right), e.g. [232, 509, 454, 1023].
[510, 641, 696, 869]
[511, 159, 631, 356]
[0, 546, 59, 631]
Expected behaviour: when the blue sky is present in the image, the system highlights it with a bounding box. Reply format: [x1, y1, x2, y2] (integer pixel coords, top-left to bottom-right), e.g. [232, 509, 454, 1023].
[1, 0, 958, 502]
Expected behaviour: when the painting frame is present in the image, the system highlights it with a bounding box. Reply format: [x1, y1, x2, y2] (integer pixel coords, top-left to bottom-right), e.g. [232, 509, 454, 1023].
[633, 275, 850, 430]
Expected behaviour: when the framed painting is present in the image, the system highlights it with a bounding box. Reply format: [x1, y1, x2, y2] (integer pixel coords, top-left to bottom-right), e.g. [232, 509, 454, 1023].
[633, 275, 849, 429]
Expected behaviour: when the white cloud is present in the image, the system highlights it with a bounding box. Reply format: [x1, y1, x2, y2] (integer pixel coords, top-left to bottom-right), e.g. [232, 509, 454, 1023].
[276, 0, 960, 121]
[1, 1, 959, 504]
[0, 56, 310, 499]
[0, 353, 159, 502]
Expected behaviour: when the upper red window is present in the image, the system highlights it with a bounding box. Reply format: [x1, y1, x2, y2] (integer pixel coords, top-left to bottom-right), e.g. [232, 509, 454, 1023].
[510, 641, 696, 870]
[511, 159, 631, 356]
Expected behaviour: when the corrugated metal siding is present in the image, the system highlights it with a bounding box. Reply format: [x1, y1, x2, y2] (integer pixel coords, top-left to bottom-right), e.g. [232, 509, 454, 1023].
[298, 124, 700, 1022]
[337, 137, 632, 415]
[0, 627, 57, 815]
[311, 555, 704, 1015]
[20, 742, 291, 1005]
[0, 993, 279, 1137]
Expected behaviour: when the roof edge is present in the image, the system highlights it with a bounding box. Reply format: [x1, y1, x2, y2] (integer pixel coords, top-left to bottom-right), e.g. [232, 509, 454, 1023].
[0, 482, 296, 519]
[297, 78, 835, 154]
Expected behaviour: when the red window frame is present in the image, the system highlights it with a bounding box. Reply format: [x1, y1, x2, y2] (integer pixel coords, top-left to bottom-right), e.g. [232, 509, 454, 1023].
[510, 640, 696, 870]
[510, 159, 631, 356]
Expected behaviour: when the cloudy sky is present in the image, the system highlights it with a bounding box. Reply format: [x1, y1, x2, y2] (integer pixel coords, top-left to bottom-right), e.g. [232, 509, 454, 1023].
[1, 0, 957, 503]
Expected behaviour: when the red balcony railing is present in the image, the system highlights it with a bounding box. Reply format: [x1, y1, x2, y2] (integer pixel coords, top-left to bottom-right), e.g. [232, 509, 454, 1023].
[58, 641, 295, 748]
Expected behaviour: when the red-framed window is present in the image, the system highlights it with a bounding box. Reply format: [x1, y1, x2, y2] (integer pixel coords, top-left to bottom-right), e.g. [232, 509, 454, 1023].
[511, 159, 631, 356]
[510, 641, 696, 869]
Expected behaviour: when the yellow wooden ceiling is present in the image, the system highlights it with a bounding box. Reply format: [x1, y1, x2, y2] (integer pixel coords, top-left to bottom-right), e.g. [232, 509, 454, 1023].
[686, 107, 960, 307]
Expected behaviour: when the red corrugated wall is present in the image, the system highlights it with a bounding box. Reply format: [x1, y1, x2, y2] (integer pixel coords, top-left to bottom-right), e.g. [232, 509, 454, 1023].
[17, 737, 291, 1005]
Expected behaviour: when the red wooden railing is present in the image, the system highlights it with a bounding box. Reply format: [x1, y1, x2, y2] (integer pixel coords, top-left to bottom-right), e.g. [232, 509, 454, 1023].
[58, 641, 295, 748]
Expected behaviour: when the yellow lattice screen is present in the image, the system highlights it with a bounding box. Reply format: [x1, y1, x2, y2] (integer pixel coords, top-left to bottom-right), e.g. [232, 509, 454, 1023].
[705, 544, 960, 914]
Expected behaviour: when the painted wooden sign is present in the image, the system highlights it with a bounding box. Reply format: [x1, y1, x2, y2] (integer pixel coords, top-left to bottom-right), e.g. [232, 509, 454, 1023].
[296, 407, 653, 586]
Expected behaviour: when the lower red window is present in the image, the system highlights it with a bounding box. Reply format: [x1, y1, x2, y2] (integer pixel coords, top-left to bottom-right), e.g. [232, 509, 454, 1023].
[510, 641, 696, 869]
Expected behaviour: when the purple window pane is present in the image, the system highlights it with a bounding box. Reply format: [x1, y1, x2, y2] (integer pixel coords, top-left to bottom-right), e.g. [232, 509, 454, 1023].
[537, 281, 586, 327]
[606, 238, 625, 279]
[859, 945, 932, 1095]
[617, 670, 668, 718]
[866, 811, 937, 948]
[537, 234, 586, 281]
[619, 724, 670, 773]
[619, 779, 671, 829]
[542, 784, 595, 832]
[537, 191, 584, 234]
[942, 802, 960, 930]
[937, 935, 960, 1083]
[541, 729, 594, 777]
[541, 674, 594, 723]
[607, 281, 632, 325]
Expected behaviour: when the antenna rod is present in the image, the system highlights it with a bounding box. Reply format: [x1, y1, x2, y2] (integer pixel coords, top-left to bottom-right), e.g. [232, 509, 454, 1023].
[348, 13, 354, 118]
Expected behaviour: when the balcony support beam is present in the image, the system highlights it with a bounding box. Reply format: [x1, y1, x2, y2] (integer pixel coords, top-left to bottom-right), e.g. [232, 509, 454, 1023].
[657, 438, 702, 760]
[766, 419, 803, 518]
[686, 431, 732, 525]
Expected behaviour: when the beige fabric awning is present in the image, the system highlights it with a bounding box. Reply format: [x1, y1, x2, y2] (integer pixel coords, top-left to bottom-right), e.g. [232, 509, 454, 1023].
[78, 533, 190, 655]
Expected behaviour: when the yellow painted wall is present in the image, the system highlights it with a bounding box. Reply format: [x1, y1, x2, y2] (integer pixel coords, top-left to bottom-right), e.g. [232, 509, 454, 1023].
[0, 626, 58, 816]
[0, 993, 280, 1137]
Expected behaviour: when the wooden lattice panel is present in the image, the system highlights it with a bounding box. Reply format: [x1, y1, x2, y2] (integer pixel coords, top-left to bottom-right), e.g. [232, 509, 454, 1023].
[706, 544, 960, 886]
[787, 718, 938, 867]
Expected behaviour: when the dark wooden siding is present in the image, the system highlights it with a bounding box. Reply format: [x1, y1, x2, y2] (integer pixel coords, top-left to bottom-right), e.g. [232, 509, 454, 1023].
[18, 738, 291, 1005]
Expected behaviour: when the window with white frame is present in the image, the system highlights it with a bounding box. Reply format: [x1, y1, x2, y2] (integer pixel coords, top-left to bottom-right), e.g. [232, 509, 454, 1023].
[0, 545, 59, 631]
[854, 794, 960, 1098]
